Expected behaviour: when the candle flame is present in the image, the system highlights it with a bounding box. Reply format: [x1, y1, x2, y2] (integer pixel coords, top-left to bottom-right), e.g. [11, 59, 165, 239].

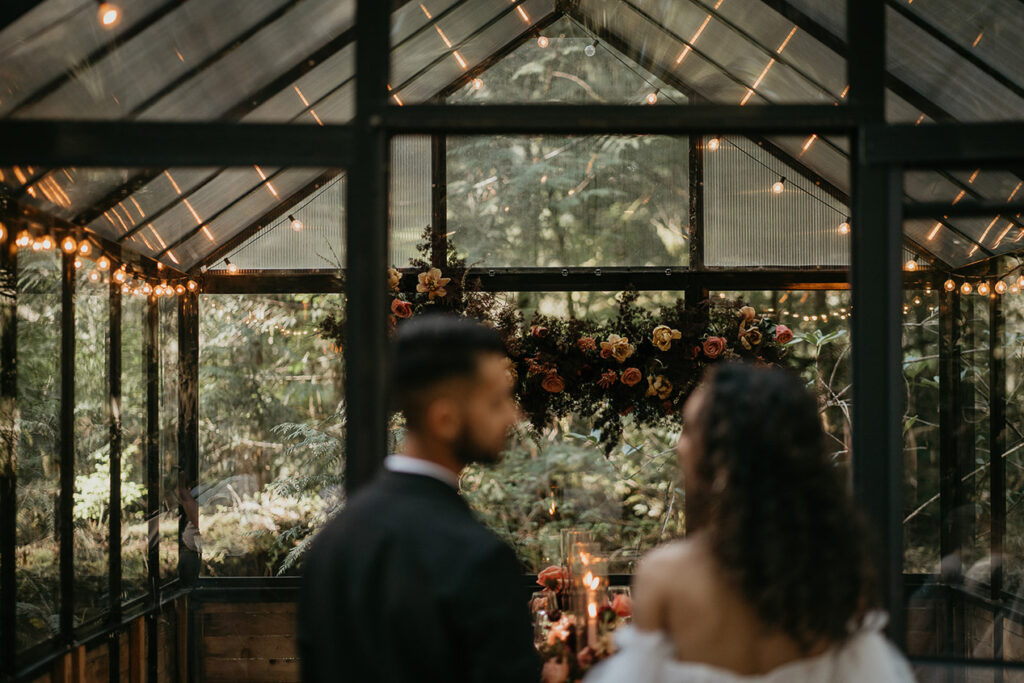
[584, 571, 594, 586]
[588, 602, 598, 618]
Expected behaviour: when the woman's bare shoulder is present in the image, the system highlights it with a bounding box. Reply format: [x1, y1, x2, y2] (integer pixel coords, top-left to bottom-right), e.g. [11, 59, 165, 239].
[632, 540, 710, 630]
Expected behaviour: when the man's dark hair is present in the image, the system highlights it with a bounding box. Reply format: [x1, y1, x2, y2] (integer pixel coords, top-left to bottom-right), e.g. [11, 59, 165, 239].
[689, 363, 878, 650]
[389, 314, 507, 430]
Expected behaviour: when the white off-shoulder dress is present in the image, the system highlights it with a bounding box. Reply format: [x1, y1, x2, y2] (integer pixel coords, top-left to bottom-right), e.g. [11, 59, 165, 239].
[585, 615, 915, 683]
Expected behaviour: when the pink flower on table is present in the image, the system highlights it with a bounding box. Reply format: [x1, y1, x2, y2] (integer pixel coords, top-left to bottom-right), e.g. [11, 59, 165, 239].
[416, 267, 451, 300]
[775, 324, 794, 344]
[621, 368, 642, 387]
[703, 336, 727, 359]
[537, 565, 568, 592]
[612, 593, 632, 617]
[577, 336, 597, 352]
[600, 334, 635, 363]
[597, 370, 618, 389]
[531, 324, 549, 338]
[390, 299, 413, 319]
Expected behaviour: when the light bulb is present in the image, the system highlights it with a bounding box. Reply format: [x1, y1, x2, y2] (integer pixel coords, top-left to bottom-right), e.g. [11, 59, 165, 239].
[225, 259, 238, 274]
[1017, 275, 1024, 288]
[61, 236, 77, 253]
[944, 279, 956, 292]
[142, 283, 152, 296]
[913, 297, 922, 305]
[74, 258, 83, 269]
[646, 91, 659, 105]
[1012, 284, 1021, 294]
[771, 177, 786, 194]
[97, 256, 110, 271]
[187, 280, 198, 292]
[584, 40, 597, 57]
[838, 220, 850, 235]
[156, 262, 164, 271]
[113, 269, 127, 283]
[995, 280, 1008, 294]
[537, 35, 549, 48]
[978, 282, 991, 296]
[289, 214, 303, 232]
[0, 224, 5, 241]
[174, 284, 185, 295]
[88, 270, 100, 283]
[706, 136, 720, 151]
[98, 2, 120, 27]
[31, 240, 43, 252]
[40, 236, 54, 251]
[904, 260, 918, 271]
[471, 78, 483, 90]
[78, 241, 91, 256]
[16, 231, 31, 248]
[121, 284, 131, 295]
[961, 282, 973, 295]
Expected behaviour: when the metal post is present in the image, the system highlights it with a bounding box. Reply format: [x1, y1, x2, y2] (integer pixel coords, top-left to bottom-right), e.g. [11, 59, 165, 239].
[431, 134, 448, 269]
[108, 281, 122, 620]
[0, 234, 16, 677]
[59, 251, 76, 643]
[345, 0, 390, 494]
[145, 295, 160, 681]
[686, 135, 708, 309]
[178, 293, 199, 578]
[989, 292, 1006, 666]
[938, 289, 961, 658]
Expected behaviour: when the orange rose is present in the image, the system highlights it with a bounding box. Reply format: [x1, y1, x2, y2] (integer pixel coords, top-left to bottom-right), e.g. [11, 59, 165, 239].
[612, 593, 632, 617]
[537, 565, 568, 592]
[387, 267, 401, 292]
[531, 325, 549, 338]
[621, 367, 642, 387]
[597, 370, 618, 389]
[577, 336, 597, 352]
[541, 371, 565, 393]
[775, 324, 794, 344]
[390, 299, 413, 319]
[703, 336, 727, 359]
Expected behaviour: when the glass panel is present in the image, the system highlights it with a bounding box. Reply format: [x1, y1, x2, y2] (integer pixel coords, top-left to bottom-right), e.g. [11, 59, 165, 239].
[704, 136, 850, 267]
[198, 294, 344, 576]
[15, 249, 62, 655]
[73, 267, 109, 630]
[121, 294, 148, 603]
[445, 135, 690, 267]
[159, 298, 179, 586]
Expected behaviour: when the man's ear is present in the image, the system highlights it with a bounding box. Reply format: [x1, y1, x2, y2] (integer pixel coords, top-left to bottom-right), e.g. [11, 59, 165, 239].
[424, 395, 462, 442]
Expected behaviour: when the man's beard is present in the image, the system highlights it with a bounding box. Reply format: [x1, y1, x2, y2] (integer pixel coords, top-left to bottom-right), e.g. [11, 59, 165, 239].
[452, 425, 504, 467]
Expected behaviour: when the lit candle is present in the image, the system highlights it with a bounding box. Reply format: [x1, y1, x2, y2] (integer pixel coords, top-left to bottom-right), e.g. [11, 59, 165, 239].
[587, 601, 598, 646]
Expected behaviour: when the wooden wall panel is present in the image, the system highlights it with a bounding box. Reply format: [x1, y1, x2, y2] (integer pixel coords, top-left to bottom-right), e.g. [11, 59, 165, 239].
[197, 601, 298, 683]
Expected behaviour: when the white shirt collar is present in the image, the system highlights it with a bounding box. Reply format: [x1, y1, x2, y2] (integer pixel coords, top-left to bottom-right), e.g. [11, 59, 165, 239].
[384, 454, 460, 490]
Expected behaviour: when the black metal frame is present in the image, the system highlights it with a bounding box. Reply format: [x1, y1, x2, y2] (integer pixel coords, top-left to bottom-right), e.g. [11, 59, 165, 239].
[2, 0, 1024, 679]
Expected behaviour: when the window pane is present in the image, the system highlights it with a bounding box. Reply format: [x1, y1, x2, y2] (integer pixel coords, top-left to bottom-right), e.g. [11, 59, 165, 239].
[121, 294, 148, 603]
[159, 297, 179, 585]
[15, 250, 62, 655]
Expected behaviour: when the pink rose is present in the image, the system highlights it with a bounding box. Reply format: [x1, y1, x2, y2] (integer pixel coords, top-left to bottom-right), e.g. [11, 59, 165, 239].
[537, 565, 568, 592]
[612, 593, 632, 617]
[621, 367, 642, 387]
[774, 324, 793, 344]
[390, 299, 413, 319]
[703, 336, 727, 359]
[541, 372, 565, 394]
[531, 325, 549, 338]
[577, 336, 597, 352]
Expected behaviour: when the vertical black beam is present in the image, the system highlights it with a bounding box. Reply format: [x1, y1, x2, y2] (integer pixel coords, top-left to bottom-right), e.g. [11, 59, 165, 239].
[59, 251, 76, 643]
[686, 136, 707, 308]
[0, 234, 16, 678]
[145, 295, 159, 682]
[938, 289, 961, 658]
[989, 292, 1006, 668]
[108, 280, 123, 651]
[177, 294, 199, 569]
[345, 0, 390, 493]
[431, 134, 448, 269]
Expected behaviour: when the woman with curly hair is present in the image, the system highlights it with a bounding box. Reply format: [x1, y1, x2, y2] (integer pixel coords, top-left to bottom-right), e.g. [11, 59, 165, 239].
[587, 363, 913, 682]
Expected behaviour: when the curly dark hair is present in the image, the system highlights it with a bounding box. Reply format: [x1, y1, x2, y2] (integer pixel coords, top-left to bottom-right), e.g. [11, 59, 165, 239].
[687, 363, 878, 651]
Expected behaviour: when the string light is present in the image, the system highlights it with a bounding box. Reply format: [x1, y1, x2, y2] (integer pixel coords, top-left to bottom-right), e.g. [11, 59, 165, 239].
[585, 40, 598, 57]
[471, 78, 483, 90]
[838, 218, 851, 235]
[1018, 275, 1024, 288]
[88, 270, 101, 283]
[16, 231, 31, 248]
[39, 236, 54, 251]
[0, 224, 5, 242]
[978, 281, 991, 296]
[289, 214, 303, 232]
[97, 256, 110, 271]
[79, 241, 91, 256]
[944, 279, 956, 292]
[31, 240, 43, 252]
[771, 177, 786, 194]
[995, 280, 1008, 294]
[913, 297, 922, 305]
[121, 284, 131, 295]
[645, 90, 659, 105]
[1012, 284, 1021, 294]
[97, 2, 120, 27]
[706, 136, 720, 151]
[904, 259, 918, 271]
[225, 259, 238, 274]
[187, 280, 198, 292]
[961, 281, 973, 295]
[141, 282, 152, 296]
[113, 268, 127, 284]
[537, 35, 549, 48]
[61, 236, 77, 253]
[175, 284, 186, 295]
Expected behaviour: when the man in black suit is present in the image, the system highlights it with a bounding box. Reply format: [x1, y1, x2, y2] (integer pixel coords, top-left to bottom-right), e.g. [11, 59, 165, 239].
[298, 315, 541, 682]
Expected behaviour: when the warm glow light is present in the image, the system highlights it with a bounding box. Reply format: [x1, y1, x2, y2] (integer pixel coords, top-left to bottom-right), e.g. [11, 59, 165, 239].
[706, 136, 720, 151]
[585, 41, 597, 57]
[771, 177, 786, 194]
[978, 282, 991, 296]
[16, 231, 31, 248]
[89, 270, 101, 283]
[113, 269, 126, 284]
[98, 2, 120, 27]
[226, 259, 238, 274]
[583, 571, 594, 587]
[74, 259, 83, 269]
[1018, 275, 1024, 288]
[1012, 285, 1021, 294]
[175, 284, 186, 295]
[645, 91, 658, 105]
[961, 282, 973, 295]
[79, 241, 92, 256]
[944, 279, 956, 292]
[187, 280, 198, 292]
[31, 240, 43, 252]
[61, 236, 77, 253]
[97, 256, 110, 271]
[289, 214, 303, 232]
[904, 260, 917, 272]
[472, 77, 483, 90]
[537, 35, 549, 48]
[838, 220, 850, 235]
[121, 284, 131, 295]
[995, 280, 1008, 294]
[588, 602, 598, 618]
[142, 283, 152, 296]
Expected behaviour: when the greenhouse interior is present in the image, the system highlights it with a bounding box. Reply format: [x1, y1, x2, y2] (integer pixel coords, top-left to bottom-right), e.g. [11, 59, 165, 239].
[0, 0, 1023, 680]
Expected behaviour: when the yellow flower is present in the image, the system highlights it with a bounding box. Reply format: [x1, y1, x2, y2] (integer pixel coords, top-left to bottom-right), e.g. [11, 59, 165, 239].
[387, 267, 401, 292]
[646, 375, 673, 400]
[416, 267, 451, 300]
[599, 334, 635, 363]
[651, 325, 682, 352]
